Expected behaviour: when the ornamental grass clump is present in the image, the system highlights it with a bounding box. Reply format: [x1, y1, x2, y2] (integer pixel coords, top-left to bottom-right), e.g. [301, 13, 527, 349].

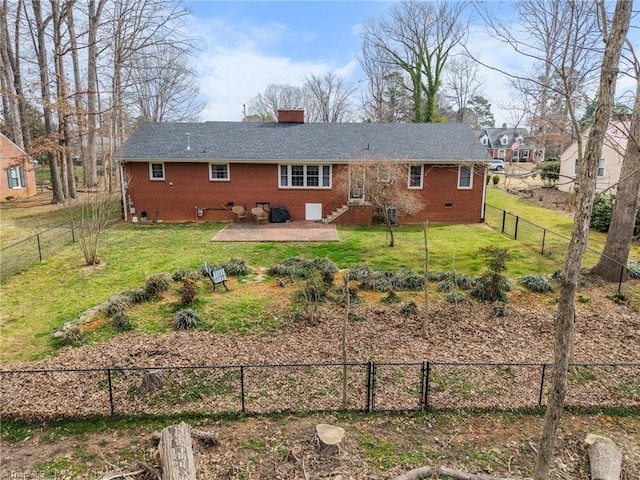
[173, 308, 201, 330]
[179, 277, 198, 305]
[144, 273, 172, 298]
[223, 258, 249, 276]
[519, 274, 554, 293]
[269, 257, 337, 285]
[123, 287, 150, 304]
[112, 311, 134, 331]
[104, 294, 132, 316]
[57, 324, 84, 346]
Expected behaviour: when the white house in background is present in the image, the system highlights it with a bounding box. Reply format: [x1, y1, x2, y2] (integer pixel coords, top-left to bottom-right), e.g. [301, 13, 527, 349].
[558, 118, 629, 194]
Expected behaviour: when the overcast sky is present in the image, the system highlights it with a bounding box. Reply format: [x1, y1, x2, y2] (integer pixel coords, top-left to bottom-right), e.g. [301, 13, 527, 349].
[183, 0, 638, 127]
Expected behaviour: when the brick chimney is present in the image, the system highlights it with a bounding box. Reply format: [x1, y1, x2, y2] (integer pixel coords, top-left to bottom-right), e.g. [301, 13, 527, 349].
[502, 123, 507, 130]
[277, 109, 305, 123]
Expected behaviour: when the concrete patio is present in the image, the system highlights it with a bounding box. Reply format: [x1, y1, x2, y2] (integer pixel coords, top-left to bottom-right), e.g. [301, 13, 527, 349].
[211, 221, 339, 242]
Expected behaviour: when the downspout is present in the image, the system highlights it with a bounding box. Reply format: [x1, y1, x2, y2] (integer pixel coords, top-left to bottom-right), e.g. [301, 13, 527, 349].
[481, 164, 488, 222]
[120, 161, 128, 222]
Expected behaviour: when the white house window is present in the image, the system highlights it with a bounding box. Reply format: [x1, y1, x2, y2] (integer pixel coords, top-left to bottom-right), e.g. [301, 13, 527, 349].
[574, 159, 579, 174]
[7, 167, 26, 189]
[408, 165, 423, 188]
[512, 150, 520, 159]
[481, 136, 488, 145]
[209, 163, 229, 181]
[279, 164, 331, 188]
[597, 158, 606, 177]
[377, 165, 391, 183]
[500, 135, 508, 145]
[458, 166, 473, 189]
[522, 150, 530, 159]
[497, 149, 506, 159]
[149, 162, 165, 180]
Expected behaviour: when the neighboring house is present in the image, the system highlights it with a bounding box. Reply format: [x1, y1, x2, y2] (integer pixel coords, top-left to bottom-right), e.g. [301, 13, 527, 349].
[116, 110, 491, 225]
[478, 124, 540, 163]
[558, 118, 629, 194]
[0, 133, 37, 201]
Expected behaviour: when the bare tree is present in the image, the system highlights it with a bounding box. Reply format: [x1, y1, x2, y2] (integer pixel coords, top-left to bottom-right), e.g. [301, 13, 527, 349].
[593, 53, 640, 281]
[359, 39, 412, 123]
[534, 2, 632, 479]
[248, 84, 305, 121]
[348, 160, 424, 247]
[360, 0, 468, 123]
[303, 72, 355, 123]
[127, 44, 205, 122]
[444, 56, 483, 124]
[477, 0, 602, 159]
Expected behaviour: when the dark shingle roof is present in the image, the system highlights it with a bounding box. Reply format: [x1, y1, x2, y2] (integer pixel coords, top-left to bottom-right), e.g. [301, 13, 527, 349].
[117, 122, 491, 163]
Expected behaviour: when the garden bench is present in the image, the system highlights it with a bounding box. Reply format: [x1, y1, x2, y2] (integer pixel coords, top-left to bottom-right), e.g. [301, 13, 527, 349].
[204, 262, 229, 291]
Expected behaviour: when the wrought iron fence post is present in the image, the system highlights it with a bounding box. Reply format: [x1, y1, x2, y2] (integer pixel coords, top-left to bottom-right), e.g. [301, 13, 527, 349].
[538, 364, 547, 406]
[424, 362, 431, 409]
[514, 216, 520, 240]
[107, 368, 114, 416]
[37, 234, 42, 262]
[501, 210, 506, 234]
[240, 366, 246, 414]
[71, 222, 75, 243]
[541, 229, 547, 255]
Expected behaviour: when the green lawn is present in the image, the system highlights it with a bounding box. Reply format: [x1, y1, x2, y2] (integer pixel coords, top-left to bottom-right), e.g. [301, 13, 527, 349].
[1, 189, 637, 363]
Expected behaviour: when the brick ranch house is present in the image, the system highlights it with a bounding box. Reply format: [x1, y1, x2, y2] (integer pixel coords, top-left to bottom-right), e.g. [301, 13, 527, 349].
[0, 132, 37, 201]
[116, 110, 491, 225]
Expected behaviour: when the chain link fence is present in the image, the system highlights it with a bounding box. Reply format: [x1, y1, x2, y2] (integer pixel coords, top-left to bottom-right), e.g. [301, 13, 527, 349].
[1, 222, 75, 281]
[484, 204, 630, 291]
[1, 361, 637, 420]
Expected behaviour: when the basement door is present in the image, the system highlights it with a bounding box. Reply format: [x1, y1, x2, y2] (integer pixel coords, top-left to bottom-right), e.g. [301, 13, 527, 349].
[305, 203, 322, 221]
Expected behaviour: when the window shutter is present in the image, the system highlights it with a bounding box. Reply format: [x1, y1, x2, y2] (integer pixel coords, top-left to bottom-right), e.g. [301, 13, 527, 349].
[19, 167, 25, 187]
[7, 169, 13, 188]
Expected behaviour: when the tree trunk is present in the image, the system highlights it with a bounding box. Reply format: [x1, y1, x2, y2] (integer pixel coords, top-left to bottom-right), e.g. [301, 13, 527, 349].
[158, 422, 197, 480]
[32, 0, 65, 204]
[593, 76, 640, 282]
[533, 2, 632, 479]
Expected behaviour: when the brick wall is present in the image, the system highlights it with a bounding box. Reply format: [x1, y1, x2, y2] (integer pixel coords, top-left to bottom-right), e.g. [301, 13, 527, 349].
[123, 162, 485, 224]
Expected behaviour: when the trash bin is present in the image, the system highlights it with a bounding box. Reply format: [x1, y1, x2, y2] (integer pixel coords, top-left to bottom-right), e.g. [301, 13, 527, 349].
[269, 205, 291, 223]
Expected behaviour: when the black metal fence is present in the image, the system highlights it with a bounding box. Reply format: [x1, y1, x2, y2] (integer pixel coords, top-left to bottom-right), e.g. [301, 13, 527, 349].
[484, 204, 630, 292]
[0, 222, 75, 280]
[1, 361, 637, 420]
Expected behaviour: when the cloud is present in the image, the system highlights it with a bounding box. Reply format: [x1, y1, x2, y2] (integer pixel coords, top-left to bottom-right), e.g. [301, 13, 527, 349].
[188, 13, 356, 121]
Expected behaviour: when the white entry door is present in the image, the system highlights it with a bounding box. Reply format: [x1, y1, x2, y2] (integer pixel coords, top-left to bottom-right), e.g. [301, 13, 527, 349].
[305, 203, 322, 221]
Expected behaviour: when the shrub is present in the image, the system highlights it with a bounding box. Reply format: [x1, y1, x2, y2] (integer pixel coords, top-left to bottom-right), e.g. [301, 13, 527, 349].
[173, 308, 200, 330]
[104, 294, 132, 316]
[123, 287, 150, 304]
[144, 273, 173, 298]
[347, 265, 372, 281]
[446, 292, 467, 304]
[112, 311, 134, 330]
[57, 324, 84, 346]
[172, 268, 197, 282]
[492, 175, 499, 187]
[470, 246, 512, 302]
[269, 257, 337, 285]
[359, 272, 392, 292]
[519, 274, 554, 293]
[492, 304, 508, 317]
[179, 277, 198, 305]
[223, 258, 249, 276]
[590, 194, 614, 232]
[539, 161, 560, 187]
[437, 280, 454, 293]
[400, 301, 419, 316]
[390, 270, 424, 291]
[296, 270, 327, 324]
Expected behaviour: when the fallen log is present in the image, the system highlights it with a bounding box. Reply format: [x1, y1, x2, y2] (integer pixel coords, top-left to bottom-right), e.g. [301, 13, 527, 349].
[392, 465, 520, 480]
[585, 434, 622, 480]
[158, 422, 196, 480]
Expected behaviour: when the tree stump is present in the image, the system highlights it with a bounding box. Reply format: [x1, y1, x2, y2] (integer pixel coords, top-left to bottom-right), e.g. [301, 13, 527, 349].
[585, 434, 622, 480]
[314, 424, 345, 456]
[158, 422, 197, 480]
[140, 369, 164, 395]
